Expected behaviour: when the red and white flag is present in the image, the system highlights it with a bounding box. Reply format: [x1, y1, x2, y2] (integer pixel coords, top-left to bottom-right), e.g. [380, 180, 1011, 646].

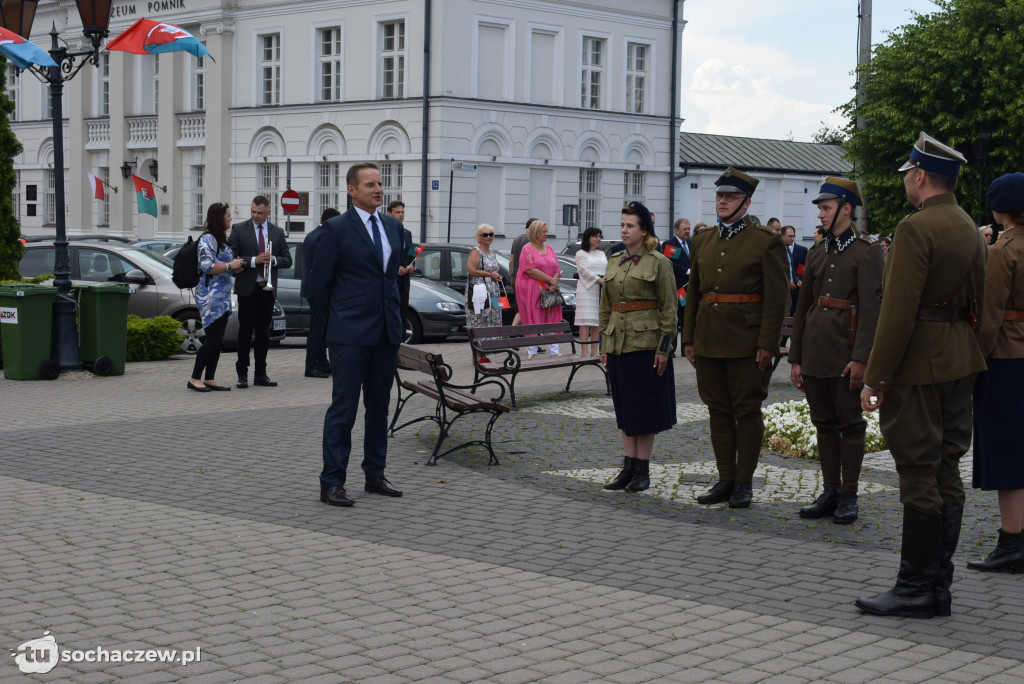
[86, 171, 105, 201]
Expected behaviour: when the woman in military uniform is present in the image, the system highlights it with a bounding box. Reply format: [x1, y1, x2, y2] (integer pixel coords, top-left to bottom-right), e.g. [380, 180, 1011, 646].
[969, 172, 1024, 573]
[599, 202, 678, 493]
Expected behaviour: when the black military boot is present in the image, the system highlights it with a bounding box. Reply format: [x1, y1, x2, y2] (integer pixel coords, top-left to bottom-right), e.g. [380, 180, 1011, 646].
[967, 529, 1024, 574]
[728, 483, 753, 508]
[696, 480, 734, 505]
[833, 496, 859, 525]
[603, 457, 636, 491]
[799, 488, 840, 519]
[625, 459, 650, 492]
[933, 504, 962, 616]
[856, 505, 942, 619]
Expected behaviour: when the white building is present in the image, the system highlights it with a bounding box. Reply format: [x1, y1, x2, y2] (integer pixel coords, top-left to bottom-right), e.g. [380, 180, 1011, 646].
[9, 0, 685, 252]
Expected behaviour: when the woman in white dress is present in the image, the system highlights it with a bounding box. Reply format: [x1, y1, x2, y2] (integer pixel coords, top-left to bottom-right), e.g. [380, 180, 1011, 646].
[574, 227, 608, 357]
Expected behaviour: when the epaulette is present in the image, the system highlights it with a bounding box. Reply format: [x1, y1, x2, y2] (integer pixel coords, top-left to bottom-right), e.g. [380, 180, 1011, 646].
[809, 239, 826, 252]
[856, 235, 875, 245]
[693, 225, 714, 236]
[754, 224, 777, 236]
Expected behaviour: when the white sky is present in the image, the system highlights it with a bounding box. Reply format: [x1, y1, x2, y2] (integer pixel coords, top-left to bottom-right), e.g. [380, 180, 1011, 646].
[680, 0, 942, 141]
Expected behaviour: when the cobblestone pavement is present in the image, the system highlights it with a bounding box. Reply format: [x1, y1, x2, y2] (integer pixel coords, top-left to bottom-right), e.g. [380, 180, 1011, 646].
[2, 341, 1021, 683]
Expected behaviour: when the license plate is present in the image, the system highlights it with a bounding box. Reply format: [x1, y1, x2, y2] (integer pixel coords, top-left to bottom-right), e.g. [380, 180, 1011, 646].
[272, 320, 286, 331]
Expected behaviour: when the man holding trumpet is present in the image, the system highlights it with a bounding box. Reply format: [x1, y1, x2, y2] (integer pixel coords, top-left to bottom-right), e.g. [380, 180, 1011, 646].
[229, 195, 292, 388]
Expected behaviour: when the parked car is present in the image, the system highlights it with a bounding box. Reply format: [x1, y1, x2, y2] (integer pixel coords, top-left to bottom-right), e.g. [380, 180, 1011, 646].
[276, 239, 467, 344]
[412, 242, 523, 324]
[560, 239, 622, 258]
[22, 234, 135, 244]
[18, 241, 286, 354]
[134, 239, 184, 253]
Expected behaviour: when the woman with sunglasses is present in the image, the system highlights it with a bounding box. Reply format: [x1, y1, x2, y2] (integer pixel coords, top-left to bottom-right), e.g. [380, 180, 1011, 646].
[187, 202, 243, 392]
[465, 224, 505, 337]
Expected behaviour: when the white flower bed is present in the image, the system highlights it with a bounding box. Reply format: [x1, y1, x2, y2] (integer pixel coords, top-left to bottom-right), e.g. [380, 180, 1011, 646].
[763, 400, 886, 459]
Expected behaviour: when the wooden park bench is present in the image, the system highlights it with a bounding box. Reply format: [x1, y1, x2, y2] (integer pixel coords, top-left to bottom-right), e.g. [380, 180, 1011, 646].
[389, 344, 509, 465]
[469, 322, 610, 408]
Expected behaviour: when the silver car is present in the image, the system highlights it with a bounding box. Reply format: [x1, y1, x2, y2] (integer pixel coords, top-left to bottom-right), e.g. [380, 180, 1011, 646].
[18, 241, 286, 354]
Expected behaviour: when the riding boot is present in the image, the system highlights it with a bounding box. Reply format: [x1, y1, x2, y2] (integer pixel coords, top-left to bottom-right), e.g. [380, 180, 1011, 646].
[855, 505, 941, 619]
[933, 504, 962, 616]
[967, 529, 1024, 573]
[603, 456, 636, 491]
[799, 488, 840, 519]
[625, 459, 650, 492]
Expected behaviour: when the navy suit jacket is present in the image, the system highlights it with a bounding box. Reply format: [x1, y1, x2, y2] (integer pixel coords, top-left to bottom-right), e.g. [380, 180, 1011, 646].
[791, 243, 808, 280]
[300, 223, 325, 300]
[309, 207, 407, 347]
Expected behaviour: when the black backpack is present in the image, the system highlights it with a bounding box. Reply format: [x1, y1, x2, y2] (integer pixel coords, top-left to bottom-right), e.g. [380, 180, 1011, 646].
[172, 235, 202, 289]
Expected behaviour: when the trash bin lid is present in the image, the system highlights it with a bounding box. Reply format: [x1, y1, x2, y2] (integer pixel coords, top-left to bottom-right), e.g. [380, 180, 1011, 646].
[0, 283, 59, 297]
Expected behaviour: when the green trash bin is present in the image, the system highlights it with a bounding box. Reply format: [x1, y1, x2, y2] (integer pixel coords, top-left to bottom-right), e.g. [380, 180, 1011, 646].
[0, 283, 59, 381]
[77, 282, 130, 376]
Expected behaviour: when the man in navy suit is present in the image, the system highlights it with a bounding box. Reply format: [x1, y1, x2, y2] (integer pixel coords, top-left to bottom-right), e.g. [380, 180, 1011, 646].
[782, 225, 808, 314]
[310, 162, 408, 507]
[301, 207, 341, 378]
[663, 218, 692, 355]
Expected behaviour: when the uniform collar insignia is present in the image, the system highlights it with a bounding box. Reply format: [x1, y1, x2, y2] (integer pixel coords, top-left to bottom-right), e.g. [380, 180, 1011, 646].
[717, 217, 747, 240]
[828, 228, 857, 253]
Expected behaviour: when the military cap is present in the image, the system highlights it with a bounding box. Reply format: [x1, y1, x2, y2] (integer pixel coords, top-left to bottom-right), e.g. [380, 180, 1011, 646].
[986, 172, 1024, 213]
[897, 131, 967, 177]
[812, 176, 861, 207]
[715, 167, 759, 195]
[625, 201, 656, 237]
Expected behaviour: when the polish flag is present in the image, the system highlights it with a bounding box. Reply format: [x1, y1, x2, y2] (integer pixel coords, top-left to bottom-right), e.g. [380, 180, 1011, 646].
[86, 172, 105, 201]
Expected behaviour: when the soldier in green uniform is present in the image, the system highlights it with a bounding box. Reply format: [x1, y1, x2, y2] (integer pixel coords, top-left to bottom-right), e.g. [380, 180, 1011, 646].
[857, 132, 987, 619]
[790, 177, 884, 525]
[682, 168, 790, 508]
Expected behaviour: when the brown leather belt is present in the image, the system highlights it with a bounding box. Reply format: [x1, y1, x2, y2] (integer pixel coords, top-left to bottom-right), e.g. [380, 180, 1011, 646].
[701, 293, 764, 304]
[814, 296, 855, 310]
[1005, 309, 1024, 322]
[611, 300, 658, 312]
[917, 307, 969, 323]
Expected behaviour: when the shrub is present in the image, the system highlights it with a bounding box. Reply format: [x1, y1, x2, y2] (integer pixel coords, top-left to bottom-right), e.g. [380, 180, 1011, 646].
[126, 315, 181, 362]
[763, 399, 887, 459]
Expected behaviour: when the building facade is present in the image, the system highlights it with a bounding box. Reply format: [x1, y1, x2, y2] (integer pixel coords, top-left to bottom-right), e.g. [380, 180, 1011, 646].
[9, 0, 684, 253]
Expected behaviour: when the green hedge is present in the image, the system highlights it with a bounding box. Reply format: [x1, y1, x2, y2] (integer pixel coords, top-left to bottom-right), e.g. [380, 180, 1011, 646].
[126, 315, 181, 362]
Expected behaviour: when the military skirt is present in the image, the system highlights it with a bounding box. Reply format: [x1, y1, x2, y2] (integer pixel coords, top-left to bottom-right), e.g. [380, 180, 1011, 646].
[607, 350, 677, 436]
[973, 358, 1024, 490]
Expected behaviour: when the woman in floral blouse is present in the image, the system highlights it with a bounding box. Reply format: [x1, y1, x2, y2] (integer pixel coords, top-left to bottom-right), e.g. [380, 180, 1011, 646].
[188, 202, 243, 392]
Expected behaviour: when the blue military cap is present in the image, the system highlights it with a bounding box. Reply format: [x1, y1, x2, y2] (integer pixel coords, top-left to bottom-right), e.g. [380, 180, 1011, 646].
[986, 172, 1024, 213]
[898, 131, 967, 178]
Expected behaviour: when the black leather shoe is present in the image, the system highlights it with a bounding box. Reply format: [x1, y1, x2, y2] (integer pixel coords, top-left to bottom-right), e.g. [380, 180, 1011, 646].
[696, 480, 734, 505]
[799, 488, 840, 519]
[320, 485, 354, 507]
[967, 529, 1024, 573]
[236, 376, 248, 389]
[305, 369, 330, 378]
[365, 477, 403, 497]
[254, 375, 278, 387]
[204, 383, 231, 391]
[187, 381, 212, 392]
[833, 496, 859, 525]
[728, 483, 753, 508]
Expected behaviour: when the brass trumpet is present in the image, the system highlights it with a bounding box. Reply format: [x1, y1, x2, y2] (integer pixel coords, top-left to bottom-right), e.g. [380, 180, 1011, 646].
[262, 252, 274, 292]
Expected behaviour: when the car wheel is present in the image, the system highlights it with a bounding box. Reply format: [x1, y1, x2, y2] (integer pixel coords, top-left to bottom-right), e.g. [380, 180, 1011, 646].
[175, 310, 206, 354]
[403, 311, 423, 344]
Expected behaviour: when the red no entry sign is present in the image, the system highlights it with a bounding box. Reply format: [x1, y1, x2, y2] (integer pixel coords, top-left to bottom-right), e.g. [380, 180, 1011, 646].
[281, 189, 300, 214]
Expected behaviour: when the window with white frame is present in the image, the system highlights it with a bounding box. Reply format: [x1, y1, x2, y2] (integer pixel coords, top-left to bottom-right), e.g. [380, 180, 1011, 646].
[192, 165, 204, 229]
[581, 36, 604, 109]
[6, 63, 18, 121]
[258, 163, 280, 225]
[579, 169, 601, 230]
[96, 53, 109, 116]
[623, 171, 645, 206]
[381, 161, 403, 210]
[626, 42, 647, 114]
[316, 162, 341, 221]
[318, 27, 342, 102]
[260, 34, 281, 106]
[44, 168, 56, 225]
[380, 20, 405, 99]
[99, 167, 110, 226]
[192, 52, 205, 111]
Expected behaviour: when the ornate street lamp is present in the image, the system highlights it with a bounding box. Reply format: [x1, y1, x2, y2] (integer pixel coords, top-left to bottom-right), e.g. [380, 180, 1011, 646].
[0, 1, 113, 371]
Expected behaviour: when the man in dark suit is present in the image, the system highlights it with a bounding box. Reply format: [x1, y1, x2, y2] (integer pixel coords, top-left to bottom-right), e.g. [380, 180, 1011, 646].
[663, 217, 691, 354]
[782, 225, 808, 315]
[310, 162, 408, 507]
[228, 195, 292, 388]
[301, 207, 341, 378]
[388, 200, 415, 330]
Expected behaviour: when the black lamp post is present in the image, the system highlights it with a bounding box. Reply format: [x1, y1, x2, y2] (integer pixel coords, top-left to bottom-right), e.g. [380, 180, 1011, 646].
[973, 132, 991, 228]
[0, 1, 113, 371]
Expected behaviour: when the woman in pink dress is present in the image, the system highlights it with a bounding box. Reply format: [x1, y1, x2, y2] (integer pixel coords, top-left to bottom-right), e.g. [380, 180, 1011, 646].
[516, 220, 563, 358]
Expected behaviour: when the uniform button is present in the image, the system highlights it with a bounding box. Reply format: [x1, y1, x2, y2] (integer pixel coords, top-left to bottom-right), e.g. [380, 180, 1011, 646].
[720, 252, 725, 256]
[717, 268, 722, 272]
[713, 303, 718, 307]
[830, 264, 835, 268]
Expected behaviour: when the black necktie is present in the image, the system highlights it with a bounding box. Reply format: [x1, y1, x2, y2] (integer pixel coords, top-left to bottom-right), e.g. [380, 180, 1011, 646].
[369, 214, 384, 267]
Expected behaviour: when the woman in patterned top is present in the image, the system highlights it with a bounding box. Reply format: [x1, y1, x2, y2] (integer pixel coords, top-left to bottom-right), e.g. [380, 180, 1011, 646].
[188, 202, 243, 392]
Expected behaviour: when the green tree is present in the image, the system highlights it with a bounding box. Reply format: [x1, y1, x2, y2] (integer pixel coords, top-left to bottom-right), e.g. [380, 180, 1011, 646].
[0, 55, 24, 279]
[841, 0, 1024, 233]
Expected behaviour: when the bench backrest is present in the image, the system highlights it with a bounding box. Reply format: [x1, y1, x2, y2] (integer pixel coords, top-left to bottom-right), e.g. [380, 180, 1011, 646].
[781, 316, 794, 339]
[470, 322, 575, 350]
[397, 344, 451, 382]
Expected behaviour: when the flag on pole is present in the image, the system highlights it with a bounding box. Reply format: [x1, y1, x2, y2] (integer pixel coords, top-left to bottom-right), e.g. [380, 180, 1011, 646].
[407, 243, 424, 258]
[133, 175, 158, 217]
[86, 172, 105, 201]
[677, 286, 687, 305]
[0, 27, 58, 71]
[662, 243, 682, 260]
[105, 18, 213, 60]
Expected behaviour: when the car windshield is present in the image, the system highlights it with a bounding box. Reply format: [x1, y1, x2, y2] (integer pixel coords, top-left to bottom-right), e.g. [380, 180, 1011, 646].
[494, 252, 510, 270]
[121, 247, 175, 274]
